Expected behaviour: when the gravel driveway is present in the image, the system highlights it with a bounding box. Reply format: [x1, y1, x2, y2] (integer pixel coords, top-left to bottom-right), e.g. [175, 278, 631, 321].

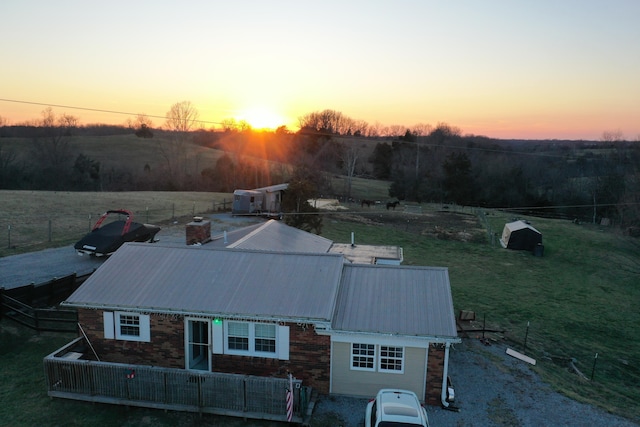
[312, 338, 638, 427]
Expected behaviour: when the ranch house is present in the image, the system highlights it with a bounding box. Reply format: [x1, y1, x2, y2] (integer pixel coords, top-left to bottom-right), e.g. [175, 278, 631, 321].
[45, 223, 459, 422]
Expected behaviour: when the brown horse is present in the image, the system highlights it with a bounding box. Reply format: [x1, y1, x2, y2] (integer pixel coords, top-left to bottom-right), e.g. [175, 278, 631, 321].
[361, 199, 374, 208]
[386, 201, 400, 210]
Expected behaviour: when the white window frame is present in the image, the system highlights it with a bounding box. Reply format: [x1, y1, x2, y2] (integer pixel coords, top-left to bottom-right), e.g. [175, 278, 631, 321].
[220, 320, 288, 360]
[350, 343, 405, 374]
[378, 345, 404, 374]
[103, 311, 150, 342]
[351, 343, 376, 371]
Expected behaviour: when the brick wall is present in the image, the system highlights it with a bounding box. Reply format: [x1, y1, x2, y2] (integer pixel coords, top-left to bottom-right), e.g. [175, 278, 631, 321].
[425, 344, 445, 405]
[77, 309, 331, 393]
[78, 309, 185, 368]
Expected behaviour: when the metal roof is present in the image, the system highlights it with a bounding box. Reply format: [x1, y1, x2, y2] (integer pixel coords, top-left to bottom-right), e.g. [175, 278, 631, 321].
[332, 264, 458, 339]
[64, 243, 345, 322]
[227, 220, 333, 253]
[254, 183, 289, 193]
[504, 220, 541, 234]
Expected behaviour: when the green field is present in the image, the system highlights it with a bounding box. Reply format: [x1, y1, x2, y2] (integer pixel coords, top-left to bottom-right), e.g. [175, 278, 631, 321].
[0, 190, 235, 256]
[1, 190, 639, 424]
[321, 209, 640, 422]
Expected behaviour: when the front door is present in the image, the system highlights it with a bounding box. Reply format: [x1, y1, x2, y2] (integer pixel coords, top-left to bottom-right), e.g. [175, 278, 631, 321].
[186, 319, 210, 370]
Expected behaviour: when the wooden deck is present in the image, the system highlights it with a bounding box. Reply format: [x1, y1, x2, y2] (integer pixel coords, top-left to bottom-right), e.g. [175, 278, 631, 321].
[44, 337, 313, 424]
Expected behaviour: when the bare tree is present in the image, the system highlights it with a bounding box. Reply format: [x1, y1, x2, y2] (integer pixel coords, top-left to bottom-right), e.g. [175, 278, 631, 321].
[29, 107, 78, 189]
[160, 101, 200, 187]
[601, 129, 625, 142]
[339, 142, 360, 199]
[165, 101, 199, 132]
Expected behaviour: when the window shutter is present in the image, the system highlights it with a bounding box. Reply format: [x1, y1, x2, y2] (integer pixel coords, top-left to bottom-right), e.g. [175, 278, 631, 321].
[139, 314, 151, 342]
[103, 312, 114, 339]
[212, 320, 224, 354]
[278, 325, 289, 360]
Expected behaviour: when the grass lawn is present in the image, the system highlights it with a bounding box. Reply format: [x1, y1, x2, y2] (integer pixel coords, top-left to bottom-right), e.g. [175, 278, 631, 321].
[0, 190, 234, 257]
[320, 207, 640, 422]
[1, 192, 638, 424]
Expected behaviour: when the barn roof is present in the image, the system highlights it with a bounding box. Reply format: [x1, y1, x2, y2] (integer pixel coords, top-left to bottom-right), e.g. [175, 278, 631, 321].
[333, 264, 457, 339]
[64, 243, 344, 323]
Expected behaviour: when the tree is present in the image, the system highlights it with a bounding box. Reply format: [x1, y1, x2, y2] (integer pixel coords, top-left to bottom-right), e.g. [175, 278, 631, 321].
[281, 166, 323, 234]
[0, 141, 20, 188]
[442, 152, 475, 205]
[370, 142, 393, 179]
[160, 101, 200, 187]
[338, 142, 360, 199]
[135, 123, 154, 139]
[72, 153, 101, 190]
[165, 101, 199, 132]
[30, 107, 77, 189]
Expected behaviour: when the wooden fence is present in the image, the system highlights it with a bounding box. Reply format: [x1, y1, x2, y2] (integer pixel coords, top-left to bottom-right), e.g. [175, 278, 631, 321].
[44, 338, 312, 424]
[0, 272, 90, 333]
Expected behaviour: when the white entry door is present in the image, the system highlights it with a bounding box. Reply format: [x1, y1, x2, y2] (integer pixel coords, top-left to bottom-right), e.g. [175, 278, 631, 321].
[186, 319, 210, 370]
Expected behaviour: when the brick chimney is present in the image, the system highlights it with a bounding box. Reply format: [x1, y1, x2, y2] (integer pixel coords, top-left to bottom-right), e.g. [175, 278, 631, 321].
[186, 217, 211, 245]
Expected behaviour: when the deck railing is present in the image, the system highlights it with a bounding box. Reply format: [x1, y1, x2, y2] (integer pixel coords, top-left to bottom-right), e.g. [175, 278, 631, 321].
[44, 338, 312, 424]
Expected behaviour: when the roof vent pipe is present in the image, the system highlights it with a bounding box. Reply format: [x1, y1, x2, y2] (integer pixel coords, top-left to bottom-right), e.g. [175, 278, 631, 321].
[351, 232, 355, 247]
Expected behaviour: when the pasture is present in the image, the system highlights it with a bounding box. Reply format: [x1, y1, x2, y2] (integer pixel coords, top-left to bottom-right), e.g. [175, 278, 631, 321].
[0, 191, 638, 423]
[321, 206, 640, 422]
[0, 190, 234, 256]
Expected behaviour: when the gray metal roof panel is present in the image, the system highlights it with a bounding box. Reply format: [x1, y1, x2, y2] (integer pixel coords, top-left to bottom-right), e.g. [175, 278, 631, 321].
[227, 220, 333, 253]
[332, 264, 458, 338]
[65, 243, 344, 321]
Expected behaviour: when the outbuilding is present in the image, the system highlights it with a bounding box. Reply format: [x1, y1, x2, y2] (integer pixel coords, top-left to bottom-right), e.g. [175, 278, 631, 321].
[500, 220, 542, 252]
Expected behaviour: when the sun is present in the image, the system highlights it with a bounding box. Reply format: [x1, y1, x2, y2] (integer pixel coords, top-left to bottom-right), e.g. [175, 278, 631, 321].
[239, 107, 287, 130]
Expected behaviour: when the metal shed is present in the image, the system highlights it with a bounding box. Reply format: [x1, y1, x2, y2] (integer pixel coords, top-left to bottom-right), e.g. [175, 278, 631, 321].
[500, 220, 542, 253]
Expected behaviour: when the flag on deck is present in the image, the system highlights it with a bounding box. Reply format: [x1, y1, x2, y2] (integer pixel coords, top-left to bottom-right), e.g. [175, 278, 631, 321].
[286, 373, 294, 422]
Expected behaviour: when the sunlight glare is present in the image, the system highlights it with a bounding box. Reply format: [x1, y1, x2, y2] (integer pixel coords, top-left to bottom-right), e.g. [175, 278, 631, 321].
[239, 107, 286, 130]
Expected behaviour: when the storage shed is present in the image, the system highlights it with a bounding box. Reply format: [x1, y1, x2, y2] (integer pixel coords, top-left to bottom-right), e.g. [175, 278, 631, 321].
[500, 220, 542, 252]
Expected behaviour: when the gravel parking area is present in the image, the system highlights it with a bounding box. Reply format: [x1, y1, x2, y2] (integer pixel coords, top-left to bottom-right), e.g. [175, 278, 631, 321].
[312, 338, 638, 427]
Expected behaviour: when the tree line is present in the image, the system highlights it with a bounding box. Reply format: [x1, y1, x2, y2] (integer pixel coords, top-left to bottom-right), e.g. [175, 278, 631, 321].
[2, 105, 640, 229]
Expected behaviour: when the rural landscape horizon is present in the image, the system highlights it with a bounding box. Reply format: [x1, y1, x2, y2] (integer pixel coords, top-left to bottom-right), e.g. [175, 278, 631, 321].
[2, 1, 639, 141]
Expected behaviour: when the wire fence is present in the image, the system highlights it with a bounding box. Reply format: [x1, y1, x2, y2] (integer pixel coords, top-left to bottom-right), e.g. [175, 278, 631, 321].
[1, 200, 232, 256]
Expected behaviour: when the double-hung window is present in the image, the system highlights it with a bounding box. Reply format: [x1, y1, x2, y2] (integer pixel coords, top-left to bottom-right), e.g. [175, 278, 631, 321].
[227, 321, 249, 351]
[222, 321, 281, 358]
[254, 323, 276, 353]
[351, 343, 404, 373]
[351, 343, 376, 370]
[103, 311, 151, 342]
[379, 346, 404, 373]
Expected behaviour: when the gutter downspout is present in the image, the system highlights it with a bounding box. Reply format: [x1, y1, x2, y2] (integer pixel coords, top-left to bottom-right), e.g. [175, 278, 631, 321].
[441, 342, 451, 408]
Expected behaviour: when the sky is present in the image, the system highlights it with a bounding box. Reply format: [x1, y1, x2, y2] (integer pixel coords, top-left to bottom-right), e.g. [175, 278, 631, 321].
[1, 0, 639, 140]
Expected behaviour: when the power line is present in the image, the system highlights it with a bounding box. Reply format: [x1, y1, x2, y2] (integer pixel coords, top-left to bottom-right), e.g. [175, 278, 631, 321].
[0, 98, 224, 126]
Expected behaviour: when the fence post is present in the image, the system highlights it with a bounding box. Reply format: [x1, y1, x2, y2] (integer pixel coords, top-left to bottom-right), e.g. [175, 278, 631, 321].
[0, 287, 4, 320]
[7, 224, 10, 249]
[49, 219, 52, 242]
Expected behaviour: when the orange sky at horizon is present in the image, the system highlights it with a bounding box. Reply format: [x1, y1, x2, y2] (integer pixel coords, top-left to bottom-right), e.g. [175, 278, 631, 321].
[1, 1, 639, 141]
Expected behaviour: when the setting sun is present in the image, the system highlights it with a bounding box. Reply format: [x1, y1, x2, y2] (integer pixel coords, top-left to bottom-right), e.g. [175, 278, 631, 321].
[239, 107, 287, 131]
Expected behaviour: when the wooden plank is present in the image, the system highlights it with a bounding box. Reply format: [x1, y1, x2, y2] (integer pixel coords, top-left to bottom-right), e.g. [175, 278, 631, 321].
[506, 348, 536, 365]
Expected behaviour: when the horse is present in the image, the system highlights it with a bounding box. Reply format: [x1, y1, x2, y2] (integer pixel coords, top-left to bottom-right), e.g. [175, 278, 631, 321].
[361, 199, 374, 208]
[386, 201, 400, 210]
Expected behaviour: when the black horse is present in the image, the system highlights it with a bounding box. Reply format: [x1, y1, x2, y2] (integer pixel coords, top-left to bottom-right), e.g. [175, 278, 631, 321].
[386, 201, 400, 210]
